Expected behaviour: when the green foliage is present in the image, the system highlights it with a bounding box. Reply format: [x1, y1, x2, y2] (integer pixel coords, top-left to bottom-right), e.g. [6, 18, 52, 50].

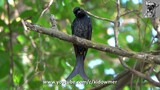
[0, 0, 159, 90]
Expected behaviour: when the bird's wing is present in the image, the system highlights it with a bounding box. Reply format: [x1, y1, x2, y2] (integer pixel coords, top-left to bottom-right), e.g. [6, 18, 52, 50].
[83, 17, 92, 60]
[71, 20, 75, 35]
[87, 17, 92, 40]
[71, 19, 78, 58]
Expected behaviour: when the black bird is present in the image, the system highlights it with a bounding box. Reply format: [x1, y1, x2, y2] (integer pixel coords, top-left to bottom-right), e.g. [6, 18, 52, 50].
[66, 7, 92, 81]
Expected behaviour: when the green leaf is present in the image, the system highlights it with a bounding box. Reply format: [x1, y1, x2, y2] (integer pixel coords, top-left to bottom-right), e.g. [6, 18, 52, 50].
[20, 10, 36, 18]
[13, 74, 21, 85]
[0, 51, 9, 79]
[28, 80, 42, 89]
[0, 0, 4, 7]
[0, 19, 6, 27]
[17, 35, 27, 44]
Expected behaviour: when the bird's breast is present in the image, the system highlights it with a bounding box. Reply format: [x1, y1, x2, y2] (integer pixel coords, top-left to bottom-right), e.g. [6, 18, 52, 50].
[73, 18, 89, 38]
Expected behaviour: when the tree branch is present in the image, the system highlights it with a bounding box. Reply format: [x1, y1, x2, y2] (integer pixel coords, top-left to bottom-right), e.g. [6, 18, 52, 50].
[25, 22, 160, 63]
[90, 70, 130, 90]
[118, 58, 160, 87]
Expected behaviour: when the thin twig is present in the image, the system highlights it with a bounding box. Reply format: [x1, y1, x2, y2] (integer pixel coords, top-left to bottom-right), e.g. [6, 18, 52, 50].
[6, 0, 14, 88]
[50, 15, 58, 29]
[85, 10, 115, 23]
[114, 0, 120, 47]
[120, 10, 139, 17]
[40, 0, 54, 17]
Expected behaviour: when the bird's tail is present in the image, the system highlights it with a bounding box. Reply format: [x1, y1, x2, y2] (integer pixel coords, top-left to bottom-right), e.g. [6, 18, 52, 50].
[66, 55, 89, 81]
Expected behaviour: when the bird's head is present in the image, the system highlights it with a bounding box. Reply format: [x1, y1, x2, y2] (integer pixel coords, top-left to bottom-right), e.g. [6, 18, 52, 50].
[73, 7, 86, 18]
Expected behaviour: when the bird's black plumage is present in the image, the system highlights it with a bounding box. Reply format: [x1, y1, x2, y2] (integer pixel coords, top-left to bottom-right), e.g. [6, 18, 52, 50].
[66, 7, 92, 81]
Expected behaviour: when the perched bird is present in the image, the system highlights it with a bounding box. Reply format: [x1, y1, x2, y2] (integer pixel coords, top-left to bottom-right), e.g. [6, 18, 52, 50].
[66, 7, 92, 81]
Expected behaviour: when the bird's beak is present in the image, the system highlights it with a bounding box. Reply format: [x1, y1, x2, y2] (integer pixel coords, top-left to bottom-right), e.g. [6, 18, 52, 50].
[77, 10, 81, 15]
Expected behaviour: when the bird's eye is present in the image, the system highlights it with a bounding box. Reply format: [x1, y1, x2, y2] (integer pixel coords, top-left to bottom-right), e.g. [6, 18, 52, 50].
[75, 8, 81, 13]
[73, 7, 81, 14]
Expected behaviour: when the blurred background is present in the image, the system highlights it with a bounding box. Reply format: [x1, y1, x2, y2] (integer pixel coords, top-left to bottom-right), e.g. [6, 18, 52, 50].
[0, 0, 159, 89]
